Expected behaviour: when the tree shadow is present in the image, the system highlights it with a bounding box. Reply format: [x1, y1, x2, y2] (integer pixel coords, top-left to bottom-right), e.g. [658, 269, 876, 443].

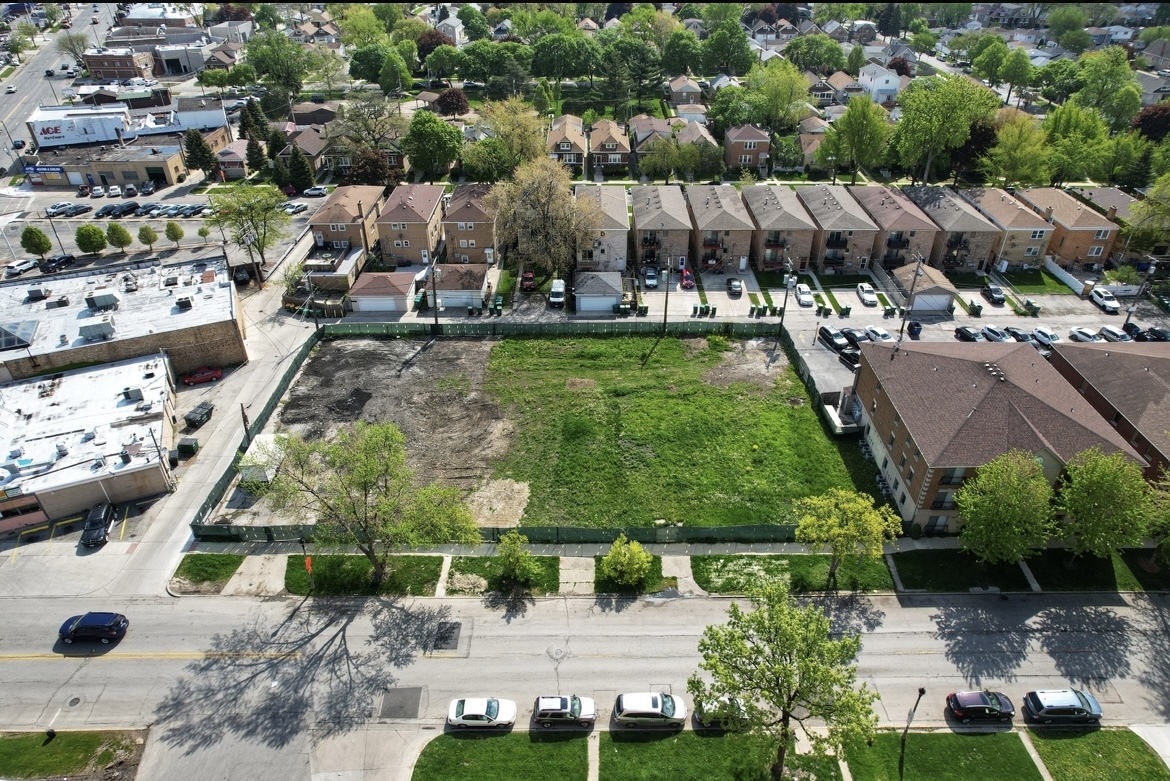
[930, 600, 1035, 686]
[480, 588, 535, 623]
[1031, 605, 1133, 687]
[802, 593, 886, 637]
[590, 594, 639, 614]
[152, 596, 450, 755]
[1138, 595, 1170, 719]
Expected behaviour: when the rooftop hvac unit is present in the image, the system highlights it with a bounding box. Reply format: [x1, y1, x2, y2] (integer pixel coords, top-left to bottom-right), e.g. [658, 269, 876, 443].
[122, 386, 143, 401]
[175, 295, 193, 310]
[56, 442, 68, 458]
[46, 295, 70, 309]
[26, 287, 48, 301]
[84, 290, 121, 310]
[79, 315, 116, 341]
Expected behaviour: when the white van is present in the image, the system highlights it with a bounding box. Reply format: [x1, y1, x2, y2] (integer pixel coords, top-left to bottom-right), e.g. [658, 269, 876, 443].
[548, 278, 566, 308]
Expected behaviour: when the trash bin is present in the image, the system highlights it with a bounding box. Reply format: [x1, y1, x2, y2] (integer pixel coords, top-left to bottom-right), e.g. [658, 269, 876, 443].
[178, 437, 199, 456]
[970, 300, 982, 317]
[841, 305, 851, 317]
[700, 304, 709, 316]
[183, 401, 215, 429]
[468, 305, 474, 317]
[816, 304, 824, 317]
[413, 292, 424, 310]
[613, 303, 621, 315]
[748, 305, 756, 317]
[709, 305, 717, 317]
[693, 304, 699, 317]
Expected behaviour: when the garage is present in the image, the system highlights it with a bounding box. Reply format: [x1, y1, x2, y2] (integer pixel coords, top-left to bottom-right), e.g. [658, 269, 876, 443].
[348, 272, 415, 312]
[892, 264, 957, 314]
[573, 271, 624, 313]
[431, 264, 489, 308]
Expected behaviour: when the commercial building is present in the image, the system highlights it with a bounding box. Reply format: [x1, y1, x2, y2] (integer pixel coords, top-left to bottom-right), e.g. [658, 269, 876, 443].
[25, 104, 132, 149]
[23, 136, 188, 188]
[81, 47, 155, 80]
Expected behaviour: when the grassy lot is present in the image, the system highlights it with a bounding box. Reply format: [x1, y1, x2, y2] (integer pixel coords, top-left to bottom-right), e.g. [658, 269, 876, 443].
[413, 732, 587, 781]
[946, 272, 985, 290]
[847, 731, 1042, 781]
[755, 268, 789, 289]
[1029, 728, 1170, 781]
[594, 555, 674, 593]
[447, 555, 561, 595]
[1001, 268, 1074, 295]
[1026, 550, 1143, 592]
[1119, 549, 1170, 591]
[820, 274, 877, 288]
[174, 553, 245, 586]
[691, 554, 895, 594]
[600, 731, 841, 781]
[0, 731, 138, 778]
[285, 555, 442, 596]
[485, 337, 873, 527]
[893, 550, 1032, 592]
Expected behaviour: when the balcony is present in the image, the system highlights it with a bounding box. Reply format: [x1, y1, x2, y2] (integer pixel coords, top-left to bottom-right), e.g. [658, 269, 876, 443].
[882, 257, 908, 270]
[887, 236, 910, 249]
[703, 236, 721, 248]
[765, 235, 787, 248]
[946, 236, 970, 250]
[641, 236, 660, 248]
[930, 500, 956, 511]
[826, 236, 848, 249]
[938, 475, 966, 486]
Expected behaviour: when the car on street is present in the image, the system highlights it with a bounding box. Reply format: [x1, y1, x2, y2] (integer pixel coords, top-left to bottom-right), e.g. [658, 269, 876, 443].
[1149, 326, 1170, 341]
[64, 203, 92, 216]
[90, 186, 105, 197]
[59, 612, 128, 644]
[1033, 325, 1062, 346]
[694, 696, 747, 730]
[46, 202, 74, 217]
[856, 282, 878, 306]
[726, 277, 742, 296]
[1005, 326, 1036, 345]
[1089, 287, 1120, 314]
[614, 692, 687, 728]
[1099, 324, 1132, 342]
[795, 283, 814, 307]
[180, 204, 203, 217]
[139, 180, 156, 195]
[5, 259, 37, 277]
[44, 68, 54, 76]
[840, 327, 870, 349]
[981, 324, 1012, 342]
[955, 325, 986, 342]
[447, 697, 517, 729]
[680, 268, 695, 289]
[39, 254, 75, 273]
[79, 502, 115, 547]
[865, 325, 893, 342]
[981, 284, 1006, 305]
[1070, 327, 1104, 343]
[520, 270, 536, 291]
[107, 185, 121, 197]
[11, 138, 23, 149]
[4, 84, 14, 93]
[818, 325, 849, 353]
[946, 690, 1015, 723]
[643, 267, 658, 288]
[95, 204, 119, 218]
[183, 366, 223, 386]
[304, 185, 328, 197]
[1022, 689, 1101, 724]
[534, 695, 596, 728]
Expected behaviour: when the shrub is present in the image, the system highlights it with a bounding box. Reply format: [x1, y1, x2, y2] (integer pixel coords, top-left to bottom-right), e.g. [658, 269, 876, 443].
[496, 529, 539, 585]
[909, 522, 923, 539]
[599, 533, 652, 586]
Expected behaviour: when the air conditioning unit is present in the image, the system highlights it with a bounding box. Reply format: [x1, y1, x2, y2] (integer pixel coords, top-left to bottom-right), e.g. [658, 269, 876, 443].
[175, 295, 193, 310]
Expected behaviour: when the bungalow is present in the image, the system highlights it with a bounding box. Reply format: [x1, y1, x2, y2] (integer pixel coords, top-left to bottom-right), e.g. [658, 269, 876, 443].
[798, 20, 824, 37]
[1143, 39, 1170, 71]
[669, 74, 703, 105]
[675, 119, 718, 151]
[806, 71, 835, 106]
[723, 124, 770, 173]
[431, 264, 490, 308]
[590, 118, 630, 170]
[278, 125, 330, 173]
[1136, 72, 1170, 106]
[828, 71, 865, 104]
[822, 19, 848, 41]
[798, 134, 824, 169]
[547, 114, 587, 166]
[850, 20, 878, 44]
[628, 114, 680, 153]
[882, 40, 918, 72]
[577, 18, 599, 36]
[291, 102, 339, 126]
[710, 74, 740, 92]
[491, 19, 513, 40]
[216, 139, 250, 179]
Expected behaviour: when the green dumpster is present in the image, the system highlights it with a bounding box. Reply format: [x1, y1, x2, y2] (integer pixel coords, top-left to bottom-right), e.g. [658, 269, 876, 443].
[816, 304, 824, 317]
[613, 303, 621, 314]
[700, 304, 709, 316]
[709, 305, 717, 317]
[970, 301, 982, 317]
[693, 304, 699, 317]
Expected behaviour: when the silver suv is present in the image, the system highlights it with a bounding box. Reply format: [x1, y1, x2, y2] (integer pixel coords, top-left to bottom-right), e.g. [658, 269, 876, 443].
[1022, 689, 1102, 724]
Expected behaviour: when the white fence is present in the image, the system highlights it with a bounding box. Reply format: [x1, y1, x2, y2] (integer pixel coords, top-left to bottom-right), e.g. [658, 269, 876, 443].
[1042, 256, 1088, 296]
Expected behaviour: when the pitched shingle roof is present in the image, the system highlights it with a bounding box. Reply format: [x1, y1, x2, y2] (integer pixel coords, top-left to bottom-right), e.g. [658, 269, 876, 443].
[575, 271, 623, 296]
[675, 120, 716, 146]
[378, 184, 445, 223]
[1018, 187, 1119, 230]
[311, 185, 385, 225]
[548, 114, 586, 153]
[741, 185, 817, 231]
[725, 124, 770, 143]
[445, 183, 494, 222]
[433, 263, 487, 291]
[1067, 186, 1138, 223]
[349, 272, 417, 298]
[631, 185, 691, 231]
[850, 185, 939, 233]
[958, 187, 1051, 230]
[575, 185, 629, 231]
[688, 185, 754, 232]
[589, 119, 630, 154]
[796, 185, 879, 231]
[902, 186, 1000, 233]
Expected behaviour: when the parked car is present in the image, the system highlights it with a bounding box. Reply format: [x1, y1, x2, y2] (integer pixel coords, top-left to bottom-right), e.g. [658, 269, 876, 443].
[1033, 325, 1062, 346]
[79, 502, 115, 547]
[1099, 324, 1132, 342]
[680, 268, 695, 289]
[614, 692, 687, 728]
[839, 347, 861, 370]
[4, 84, 13, 93]
[11, 138, 23, 149]
[856, 282, 878, 306]
[182, 366, 223, 386]
[1005, 326, 1037, 345]
[534, 695, 596, 728]
[5, 258, 37, 277]
[447, 698, 517, 729]
[146, 205, 167, 218]
[795, 283, 814, 307]
[106, 185, 121, 197]
[124, 183, 136, 197]
[64, 203, 92, 216]
[818, 325, 849, 353]
[520, 270, 536, 291]
[95, 204, 119, 218]
[981, 284, 1006, 305]
[1069, 327, 1104, 343]
[134, 202, 157, 217]
[726, 277, 742, 296]
[44, 68, 53, 76]
[1148, 326, 1170, 342]
[139, 180, 156, 195]
[180, 203, 203, 217]
[840, 327, 870, 349]
[548, 278, 566, 308]
[1089, 287, 1120, 314]
[39, 253, 75, 273]
[113, 201, 139, 217]
[1122, 322, 1148, 341]
[693, 696, 747, 730]
[59, 612, 129, 644]
[233, 268, 252, 285]
[946, 690, 1015, 723]
[864, 325, 893, 342]
[643, 267, 658, 288]
[1022, 689, 1101, 724]
[304, 185, 328, 197]
[955, 325, 986, 342]
[46, 202, 74, 217]
[90, 185, 105, 197]
[164, 204, 185, 217]
[285, 202, 308, 215]
[981, 324, 1012, 342]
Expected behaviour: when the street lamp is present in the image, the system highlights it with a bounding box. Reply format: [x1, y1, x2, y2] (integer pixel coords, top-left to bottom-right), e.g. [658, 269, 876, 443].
[46, 214, 65, 255]
[777, 255, 793, 341]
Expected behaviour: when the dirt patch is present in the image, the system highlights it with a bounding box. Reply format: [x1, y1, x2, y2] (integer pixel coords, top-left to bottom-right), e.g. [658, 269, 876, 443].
[466, 478, 529, 527]
[168, 576, 223, 596]
[701, 338, 790, 390]
[566, 378, 596, 390]
[16, 729, 147, 781]
[448, 573, 488, 594]
[680, 336, 708, 355]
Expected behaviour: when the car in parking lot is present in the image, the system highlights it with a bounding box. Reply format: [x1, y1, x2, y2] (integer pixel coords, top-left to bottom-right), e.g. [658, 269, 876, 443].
[114, 201, 139, 217]
[1099, 324, 1132, 342]
[818, 325, 849, 353]
[164, 204, 186, 217]
[946, 690, 1015, 723]
[726, 277, 742, 296]
[139, 180, 156, 195]
[643, 267, 658, 288]
[95, 204, 119, 218]
[124, 183, 136, 197]
[1089, 287, 1120, 314]
[1149, 326, 1170, 341]
[5, 259, 37, 277]
[39, 254, 75, 273]
[183, 366, 222, 386]
[64, 203, 93, 216]
[520, 270, 536, 291]
[59, 611, 128, 644]
[534, 695, 596, 728]
[1033, 325, 1062, 346]
[107, 185, 121, 197]
[614, 692, 687, 728]
[955, 325, 986, 342]
[304, 185, 328, 197]
[981, 284, 1006, 305]
[1005, 326, 1037, 345]
[180, 204, 204, 217]
[447, 697, 517, 728]
[46, 202, 74, 217]
[283, 201, 308, 215]
[840, 327, 870, 349]
[795, 283, 814, 307]
[838, 347, 861, 370]
[1070, 327, 1104, 343]
[90, 185, 105, 197]
[865, 325, 893, 342]
[856, 282, 878, 306]
[680, 268, 695, 289]
[982, 324, 1011, 342]
[1022, 689, 1101, 724]
[134, 202, 157, 217]
[79, 502, 115, 547]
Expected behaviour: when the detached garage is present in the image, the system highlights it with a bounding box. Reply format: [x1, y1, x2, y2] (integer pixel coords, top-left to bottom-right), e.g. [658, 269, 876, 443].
[432, 264, 490, 308]
[574, 272, 624, 313]
[892, 264, 958, 314]
[349, 272, 417, 312]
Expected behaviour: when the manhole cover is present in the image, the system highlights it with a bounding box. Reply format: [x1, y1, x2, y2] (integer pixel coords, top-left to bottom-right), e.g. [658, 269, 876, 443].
[379, 687, 423, 719]
[433, 622, 460, 650]
[68, 697, 80, 707]
[547, 646, 566, 661]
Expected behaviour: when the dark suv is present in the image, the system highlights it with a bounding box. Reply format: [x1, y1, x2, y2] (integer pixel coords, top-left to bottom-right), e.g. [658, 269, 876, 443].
[79, 502, 114, 547]
[59, 612, 129, 644]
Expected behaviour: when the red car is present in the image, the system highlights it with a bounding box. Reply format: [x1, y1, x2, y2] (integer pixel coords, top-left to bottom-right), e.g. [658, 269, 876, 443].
[680, 269, 695, 289]
[520, 270, 536, 291]
[183, 367, 223, 386]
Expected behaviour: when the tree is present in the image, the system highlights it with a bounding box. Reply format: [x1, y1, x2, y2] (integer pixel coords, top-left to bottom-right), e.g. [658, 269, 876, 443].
[425, 44, 464, 80]
[309, 47, 347, 96]
[20, 226, 51, 260]
[845, 43, 866, 77]
[42, 3, 60, 25]
[999, 47, 1033, 106]
[662, 29, 702, 75]
[1134, 104, 1170, 143]
[207, 185, 291, 267]
[247, 29, 315, 94]
[819, 96, 890, 185]
[417, 29, 455, 64]
[972, 37, 1008, 87]
[1035, 59, 1082, 105]
[271, 157, 291, 188]
[1044, 101, 1107, 186]
[372, 3, 403, 33]
[1096, 132, 1150, 186]
[435, 87, 469, 117]
[1058, 447, 1151, 560]
[198, 68, 230, 96]
[794, 489, 900, 588]
[395, 39, 419, 73]
[338, 6, 388, 49]
[876, 2, 900, 38]
[245, 137, 267, 173]
[707, 85, 766, 140]
[983, 111, 1048, 186]
[350, 43, 393, 82]
[333, 90, 408, 151]
[5, 29, 29, 59]
[784, 33, 846, 75]
[488, 156, 602, 277]
[510, 8, 574, 43]
[1046, 5, 1088, 40]
[745, 58, 809, 133]
[701, 20, 754, 76]
[197, 226, 211, 245]
[463, 12, 491, 42]
[895, 75, 1000, 183]
[911, 30, 939, 54]
[137, 224, 159, 251]
[288, 147, 315, 193]
[54, 30, 90, 63]
[598, 533, 653, 586]
[639, 136, 680, 181]
[687, 582, 878, 781]
[1058, 29, 1093, 55]
[402, 110, 463, 179]
[237, 105, 257, 144]
[106, 223, 133, 255]
[392, 18, 430, 44]
[345, 147, 396, 186]
[378, 50, 414, 96]
[1127, 172, 1170, 245]
[886, 56, 911, 77]
[165, 221, 185, 249]
[702, 2, 745, 27]
[936, 3, 974, 26]
[494, 529, 540, 588]
[1073, 47, 1142, 132]
[244, 422, 478, 587]
[609, 37, 662, 107]
[253, 4, 280, 30]
[75, 225, 106, 255]
[461, 137, 510, 182]
[955, 450, 1055, 564]
[266, 127, 285, 161]
[948, 116, 997, 184]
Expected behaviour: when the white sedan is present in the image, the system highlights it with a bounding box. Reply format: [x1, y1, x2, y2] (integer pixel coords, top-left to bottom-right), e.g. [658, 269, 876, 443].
[447, 698, 517, 729]
[46, 202, 74, 217]
[865, 325, 893, 342]
[856, 282, 879, 306]
[1033, 325, 1062, 346]
[1070, 327, 1105, 343]
[794, 283, 814, 307]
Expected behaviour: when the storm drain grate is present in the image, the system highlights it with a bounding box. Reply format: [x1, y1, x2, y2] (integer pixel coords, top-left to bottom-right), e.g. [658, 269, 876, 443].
[433, 621, 461, 650]
[379, 687, 423, 719]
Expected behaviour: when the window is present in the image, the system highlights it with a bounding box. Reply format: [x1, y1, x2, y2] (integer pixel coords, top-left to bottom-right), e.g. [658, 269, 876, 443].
[871, 398, 877, 413]
[744, 141, 757, 150]
[604, 142, 615, 150]
[1088, 246, 1103, 257]
[738, 154, 753, 165]
[328, 224, 346, 232]
[882, 456, 888, 469]
[559, 142, 570, 151]
[1025, 246, 1039, 256]
[1095, 229, 1110, 240]
[1111, 410, 1121, 426]
[459, 239, 468, 248]
[1030, 229, 1046, 240]
[907, 468, 915, 485]
[457, 222, 466, 230]
[893, 413, 901, 428]
[899, 454, 906, 469]
[898, 492, 906, 506]
[887, 432, 896, 448]
[608, 154, 622, 164]
[393, 240, 402, 247]
[468, 239, 475, 247]
[402, 240, 409, 247]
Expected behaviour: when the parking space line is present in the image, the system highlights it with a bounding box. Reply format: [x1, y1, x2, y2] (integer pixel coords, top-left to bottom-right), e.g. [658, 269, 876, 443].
[9, 524, 48, 563]
[118, 505, 129, 541]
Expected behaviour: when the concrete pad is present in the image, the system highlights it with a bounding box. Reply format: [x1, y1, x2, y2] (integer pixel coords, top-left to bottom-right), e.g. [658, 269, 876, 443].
[1131, 725, 1170, 772]
[221, 554, 287, 597]
[560, 556, 595, 595]
[661, 556, 706, 596]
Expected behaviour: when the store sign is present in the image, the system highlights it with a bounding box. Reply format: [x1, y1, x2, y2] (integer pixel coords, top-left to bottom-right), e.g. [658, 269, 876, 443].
[25, 165, 64, 173]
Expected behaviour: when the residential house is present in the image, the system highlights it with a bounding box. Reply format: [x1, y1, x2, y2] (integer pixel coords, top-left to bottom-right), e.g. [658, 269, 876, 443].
[209, 19, 253, 44]
[82, 47, 154, 80]
[1048, 343, 1170, 480]
[958, 187, 1053, 269]
[683, 18, 707, 40]
[798, 134, 824, 169]
[590, 119, 631, 171]
[882, 40, 918, 72]
[742, 184, 818, 271]
[687, 184, 755, 271]
[309, 185, 386, 252]
[348, 271, 420, 312]
[675, 119, 718, 152]
[604, 18, 623, 30]
[669, 74, 703, 105]
[676, 104, 708, 125]
[215, 140, 250, 179]
[574, 185, 629, 272]
[442, 184, 497, 264]
[631, 185, 692, 267]
[850, 185, 940, 270]
[277, 125, 330, 173]
[547, 114, 587, 166]
[858, 62, 900, 104]
[1143, 40, 1170, 71]
[902, 185, 1001, 271]
[806, 72, 835, 106]
[796, 184, 881, 271]
[628, 114, 680, 153]
[204, 41, 244, 70]
[827, 71, 865, 104]
[291, 102, 339, 126]
[822, 19, 848, 41]
[723, 124, 770, 173]
[798, 20, 824, 37]
[710, 74, 741, 92]
[1017, 187, 1120, 268]
[1136, 72, 1170, 106]
[431, 264, 490, 307]
[492, 19, 513, 40]
[746, 19, 779, 45]
[850, 20, 879, 43]
[577, 18, 599, 35]
[1106, 25, 1136, 43]
[798, 116, 829, 134]
[436, 18, 467, 48]
[1085, 27, 1110, 47]
[1067, 186, 1137, 225]
[774, 19, 799, 40]
[376, 184, 446, 266]
[416, 91, 441, 111]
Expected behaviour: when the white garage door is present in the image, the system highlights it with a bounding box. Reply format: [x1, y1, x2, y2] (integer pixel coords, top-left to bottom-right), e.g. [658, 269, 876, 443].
[911, 294, 952, 312]
[576, 296, 619, 312]
[351, 296, 405, 312]
[437, 291, 479, 308]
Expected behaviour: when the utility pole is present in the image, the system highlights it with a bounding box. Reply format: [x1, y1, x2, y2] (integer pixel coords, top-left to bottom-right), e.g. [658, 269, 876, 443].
[897, 254, 925, 341]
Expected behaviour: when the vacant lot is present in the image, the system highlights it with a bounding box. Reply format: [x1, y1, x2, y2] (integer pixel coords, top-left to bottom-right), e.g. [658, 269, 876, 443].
[0, 730, 145, 779]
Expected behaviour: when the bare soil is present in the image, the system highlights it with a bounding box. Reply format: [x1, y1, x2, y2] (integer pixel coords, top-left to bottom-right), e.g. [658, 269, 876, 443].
[167, 576, 222, 596]
[701, 338, 790, 390]
[21, 730, 147, 781]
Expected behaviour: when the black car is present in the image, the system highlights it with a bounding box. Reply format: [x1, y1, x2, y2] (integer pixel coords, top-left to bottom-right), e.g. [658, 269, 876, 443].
[38, 253, 75, 273]
[838, 347, 861, 370]
[1148, 326, 1170, 342]
[1122, 321, 1149, 341]
[818, 325, 849, 353]
[180, 203, 203, 217]
[12, 138, 24, 149]
[114, 201, 139, 217]
[955, 325, 986, 342]
[79, 502, 115, 547]
[840, 327, 870, 349]
[1005, 326, 1037, 345]
[981, 284, 1006, 305]
[64, 203, 92, 216]
[59, 611, 128, 644]
[946, 690, 1015, 723]
[134, 202, 157, 217]
[95, 204, 118, 218]
[139, 180, 156, 195]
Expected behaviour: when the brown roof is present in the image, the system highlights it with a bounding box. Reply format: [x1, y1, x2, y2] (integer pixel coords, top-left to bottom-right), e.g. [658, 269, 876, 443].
[902, 186, 1000, 234]
[959, 187, 1051, 231]
[575, 184, 629, 231]
[378, 184, 445, 223]
[432, 263, 488, 291]
[349, 272, 417, 298]
[860, 341, 1144, 467]
[828, 71, 860, 90]
[795, 184, 878, 232]
[417, 91, 441, 104]
[742, 185, 817, 231]
[675, 120, 716, 147]
[1018, 187, 1119, 230]
[669, 75, 701, 92]
[1068, 186, 1138, 224]
[631, 185, 691, 232]
[850, 185, 939, 233]
[548, 114, 586, 153]
[590, 119, 630, 154]
[891, 263, 956, 296]
[444, 183, 494, 222]
[311, 185, 385, 225]
[725, 124, 770, 143]
[688, 184, 754, 232]
[283, 125, 328, 158]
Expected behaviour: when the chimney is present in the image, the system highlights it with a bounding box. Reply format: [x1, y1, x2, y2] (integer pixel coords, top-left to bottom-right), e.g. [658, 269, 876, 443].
[1044, 206, 1053, 221]
[1106, 205, 1117, 221]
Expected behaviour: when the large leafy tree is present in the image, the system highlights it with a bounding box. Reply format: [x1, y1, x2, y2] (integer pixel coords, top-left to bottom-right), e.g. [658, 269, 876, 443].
[662, 29, 702, 75]
[473, 97, 545, 176]
[20, 226, 51, 260]
[426, 44, 464, 80]
[350, 43, 393, 82]
[1134, 104, 1170, 143]
[106, 224, 133, 255]
[75, 225, 106, 255]
[54, 30, 90, 63]
[956, 450, 1055, 564]
[972, 37, 1008, 88]
[794, 489, 900, 587]
[1058, 447, 1151, 560]
[207, 185, 291, 267]
[1073, 47, 1142, 133]
[1035, 60, 1082, 105]
[783, 33, 845, 75]
[983, 111, 1048, 187]
[948, 116, 997, 184]
[137, 225, 158, 252]
[1043, 101, 1107, 186]
[435, 87, 469, 117]
[247, 30, 315, 94]
[402, 110, 463, 178]
[378, 50, 414, 96]
[707, 85, 767, 140]
[1096, 132, 1150, 186]
[345, 147, 397, 187]
[417, 29, 455, 63]
[701, 19, 754, 76]
[998, 47, 1033, 106]
[819, 96, 890, 185]
[895, 75, 1000, 183]
[333, 90, 407, 152]
[244, 422, 479, 587]
[621, 4, 680, 51]
[1046, 6, 1089, 40]
[531, 33, 593, 82]
[687, 582, 878, 781]
[745, 58, 809, 134]
[845, 43, 866, 77]
[338, 6, 387, 49]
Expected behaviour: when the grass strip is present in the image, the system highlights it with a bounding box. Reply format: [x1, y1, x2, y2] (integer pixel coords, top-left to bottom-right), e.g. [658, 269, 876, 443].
[448, 555, 561, 595]
[0, 731, 138, 779]
[1026, 549, 1143, 592]
[1027, 728, 1170, 781]
[695, 270, 708, 304]
[824, 289, 842, 311]
[1001, 268, 1074, 295]
[413, 732, 588, 781]
[594, 555, 674, 594]
[846, 730, 1042, 781]
[748, 292, 760, 306]
[600, 731, 841, 781]
[692, 554, 895, 594]
[876, 292, 892, 308]
[174, 553, 245, 585]
[892, 549, 1032, 592]
[285, 554, 442, 596]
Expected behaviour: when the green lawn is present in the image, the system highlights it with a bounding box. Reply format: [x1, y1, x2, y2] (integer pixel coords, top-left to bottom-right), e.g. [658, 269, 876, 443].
[1001, 268, 1074, 295]
[600, 731, 841, 781]
[1119, 549, 1170, 591]
[892, 550, 1032, 592]
[285, 554, 442, 596]
[485, 338, 869, 527]
[945, 272, 985, 290]
[413, 732, 587, 781]
[755, 268, 789, 289]
[691, 554, 895, 594]
[174, 553, 245, 586]
[819, 274, 877, 288]
[846, 731, 1042, 781]
[1028, 728, 1170, 781]
[594, 555, 674, 594]
[448, 555, 561, 595]
[1026, 550, 1144, 592]
[0, 731, 138, 778]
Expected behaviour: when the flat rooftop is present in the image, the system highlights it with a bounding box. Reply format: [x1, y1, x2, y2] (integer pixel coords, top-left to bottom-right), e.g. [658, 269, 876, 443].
[0, 354, 171, 497]
[0, 259, 235, 361]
